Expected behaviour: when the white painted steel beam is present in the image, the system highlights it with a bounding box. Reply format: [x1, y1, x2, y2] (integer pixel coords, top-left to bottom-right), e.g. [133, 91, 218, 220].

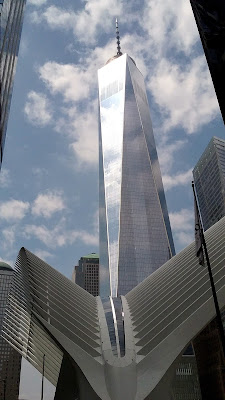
[2, 216, 225, 399]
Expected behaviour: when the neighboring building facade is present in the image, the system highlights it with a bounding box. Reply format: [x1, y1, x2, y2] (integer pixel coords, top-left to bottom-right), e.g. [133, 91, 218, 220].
[193, 136, 225, 399]
[190, 0, 225, 124]
[193, 136, 225, 230]
[193, 318, 225, 400]
[171, 353, 202, 400]
[98, 50, 175, 298]
[0, 0, 26, 169]
[72, 253, 99, 297]
[0, 262, 21, 400]
[171, 345, 202, 400]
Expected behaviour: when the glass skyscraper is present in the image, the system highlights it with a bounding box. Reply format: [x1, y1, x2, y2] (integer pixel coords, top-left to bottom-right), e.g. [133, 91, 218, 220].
[193, 136, 225, 230]
[0, 0, 26, 169]
[98, 51, 175, 297]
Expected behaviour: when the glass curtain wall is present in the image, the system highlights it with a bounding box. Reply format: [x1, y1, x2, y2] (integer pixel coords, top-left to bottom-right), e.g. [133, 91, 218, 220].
[0, 0, 26, 168]
[98, 54, 175, 297]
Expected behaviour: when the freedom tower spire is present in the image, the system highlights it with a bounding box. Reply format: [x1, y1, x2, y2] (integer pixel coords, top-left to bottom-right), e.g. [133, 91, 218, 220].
[116, 18, 122, 56]
[98, 23, 175, 297]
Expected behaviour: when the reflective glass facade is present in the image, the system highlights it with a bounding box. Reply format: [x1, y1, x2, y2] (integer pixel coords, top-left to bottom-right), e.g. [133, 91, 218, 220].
[102, 297, 125, 357]
[98, 54, 175, 297]
[193, 136, 225, 230]
[0, 0, 26, 168]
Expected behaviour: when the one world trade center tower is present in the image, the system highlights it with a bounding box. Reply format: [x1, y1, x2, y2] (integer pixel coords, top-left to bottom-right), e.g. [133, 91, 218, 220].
[98, 22, 175, 298]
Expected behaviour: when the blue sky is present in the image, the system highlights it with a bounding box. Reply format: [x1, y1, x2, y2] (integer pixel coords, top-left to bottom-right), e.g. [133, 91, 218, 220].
[1, 0, 225, 398]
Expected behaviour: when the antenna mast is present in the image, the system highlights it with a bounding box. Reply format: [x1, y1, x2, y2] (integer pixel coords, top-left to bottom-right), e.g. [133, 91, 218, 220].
[116, 18, 122, 56]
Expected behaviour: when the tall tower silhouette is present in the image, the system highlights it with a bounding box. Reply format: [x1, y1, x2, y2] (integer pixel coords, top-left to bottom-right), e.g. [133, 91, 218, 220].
[98, 20, 175, 297]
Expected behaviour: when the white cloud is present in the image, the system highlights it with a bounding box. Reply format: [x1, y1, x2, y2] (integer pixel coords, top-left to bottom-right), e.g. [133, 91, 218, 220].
[77, 231, 98, 246]
[143, 0, 199, 57]
[2, 226, 16, 248]
[24, 91, 53, 126]
[38, 62, 91, 103]
[32, 191, 65, 218]
[31, 0, 197, 56]
[175, 231, 194, 247]
[148, 56, 219, 134]
[24, 219, 98, 249]
[32, 167, 48, 177]
[74, 0, 122, 43]
[52, 104, 98, 167]
[69, 109, 98, 166]
[41, 6, 76, 30]
[37, 39, 121, 104]
[0, 200, 30, 221]
[28, 0, 48, 5]
[157, 140, 187, 173]
[169, 208, 194, 249]
[29, 10, 43, 23]
[29, 0, 197, 55]
[0, 169, 10, 187]
[34, 249, 54, 261]
[162, 168, 193, 191]
[170, 208, 193, 232]
[31, 1, 122, 44]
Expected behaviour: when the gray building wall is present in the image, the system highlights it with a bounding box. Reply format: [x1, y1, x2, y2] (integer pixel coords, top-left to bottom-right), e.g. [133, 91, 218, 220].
[72, 253, 99, 297]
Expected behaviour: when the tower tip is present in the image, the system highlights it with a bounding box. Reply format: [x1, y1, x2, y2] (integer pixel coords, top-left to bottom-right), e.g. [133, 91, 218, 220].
[116, 18, 122, 56]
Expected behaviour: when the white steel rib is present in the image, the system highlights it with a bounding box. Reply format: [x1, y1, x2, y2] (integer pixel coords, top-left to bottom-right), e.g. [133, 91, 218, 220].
[2, 216, 225, 399]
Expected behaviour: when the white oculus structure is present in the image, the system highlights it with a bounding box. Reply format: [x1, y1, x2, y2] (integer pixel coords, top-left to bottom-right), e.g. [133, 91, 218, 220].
[2, 216, 225, 400]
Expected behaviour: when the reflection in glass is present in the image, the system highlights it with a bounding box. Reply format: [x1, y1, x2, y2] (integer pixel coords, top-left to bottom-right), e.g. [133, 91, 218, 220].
[98, 53, 175, 297]
[0, 0, 26, 167]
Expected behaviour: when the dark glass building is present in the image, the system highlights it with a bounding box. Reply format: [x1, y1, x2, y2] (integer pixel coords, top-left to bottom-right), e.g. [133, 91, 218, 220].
[171, 352, 202, 400]
[190, 0, 225, 124]
[72, 253, 99, 297]
[98, 51, 175, 298]
[0, 261, 21, 400]
[193, 136, 225, 230]
[0, 0, 26, 168]
[193, 136, 225, 400]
